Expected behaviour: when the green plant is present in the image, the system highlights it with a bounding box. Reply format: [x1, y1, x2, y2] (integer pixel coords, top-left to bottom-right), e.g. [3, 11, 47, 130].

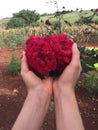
[7, 9, 40, 28]
[9, 55, 21, 75]
[94, 63, 98, 71]
[86, 71, 98, 95]
[78, 46, 98, 73]
[7, 34, 28, 48]
[75, 10, 98, 25]
[0, 37, 6, 48]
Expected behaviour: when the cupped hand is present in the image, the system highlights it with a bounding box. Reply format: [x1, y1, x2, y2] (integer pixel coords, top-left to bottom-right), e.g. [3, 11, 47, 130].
[21, 43, 82, 96]
[21, 51, 53, 95]
[53, 43, 82, 94]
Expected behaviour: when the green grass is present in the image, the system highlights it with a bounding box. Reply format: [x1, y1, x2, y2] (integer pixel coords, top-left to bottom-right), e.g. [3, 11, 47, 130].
[40, 10, 98, 24]
[62, 12, 80, 24]
[0, 10, 97, 26]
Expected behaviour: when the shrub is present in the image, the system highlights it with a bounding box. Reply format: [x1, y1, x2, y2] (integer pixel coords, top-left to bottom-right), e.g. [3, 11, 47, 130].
[7, 9, 40, 28]
[7, 17, 26, 28]
[94, 19, 98, 24]
[9, 55, 21, 75]
[86, 71, 98, 95]
[79, 46, 98, 73]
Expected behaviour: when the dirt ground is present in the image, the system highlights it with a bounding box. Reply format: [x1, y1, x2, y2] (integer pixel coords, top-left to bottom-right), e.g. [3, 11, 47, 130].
[0, 43, 98, 130]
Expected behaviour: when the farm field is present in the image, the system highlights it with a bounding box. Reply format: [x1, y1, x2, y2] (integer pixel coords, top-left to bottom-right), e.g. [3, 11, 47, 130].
[0, 10, 98, 27]
[0, 9, 98, 130]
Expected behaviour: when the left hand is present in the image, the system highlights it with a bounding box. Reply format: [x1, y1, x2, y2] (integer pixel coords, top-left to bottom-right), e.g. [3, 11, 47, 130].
[21, 51, 53, 96]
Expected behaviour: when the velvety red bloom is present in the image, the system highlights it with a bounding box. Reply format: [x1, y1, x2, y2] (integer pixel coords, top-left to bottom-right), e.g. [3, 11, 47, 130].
[25, 36, 57, 75]
[49, 34, 73, 72]
[25, 34, 73, 76]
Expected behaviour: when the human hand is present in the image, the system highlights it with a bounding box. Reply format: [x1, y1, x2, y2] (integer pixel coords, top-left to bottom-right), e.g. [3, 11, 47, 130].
[52, 43, 84, 130]
[21, 51, 52, 95]
[12, 51, 53, 130]
[53, 43, 82, 95]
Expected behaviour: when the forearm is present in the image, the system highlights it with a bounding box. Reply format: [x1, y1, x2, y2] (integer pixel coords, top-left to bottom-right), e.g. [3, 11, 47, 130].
[12, 89, 51, 130]
[54, 87, 85, 130]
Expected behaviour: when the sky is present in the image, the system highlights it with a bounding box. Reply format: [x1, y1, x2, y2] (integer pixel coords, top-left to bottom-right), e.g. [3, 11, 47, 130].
[0, 0, 98, 19]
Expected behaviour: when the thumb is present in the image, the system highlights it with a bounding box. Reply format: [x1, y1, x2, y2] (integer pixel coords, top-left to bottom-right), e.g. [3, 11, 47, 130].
[70, 43, 80, 64]
[21, 51, 29, 74]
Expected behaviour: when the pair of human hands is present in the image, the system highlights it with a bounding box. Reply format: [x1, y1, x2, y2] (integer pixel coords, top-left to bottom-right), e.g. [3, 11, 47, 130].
[21, 43, 82, 97]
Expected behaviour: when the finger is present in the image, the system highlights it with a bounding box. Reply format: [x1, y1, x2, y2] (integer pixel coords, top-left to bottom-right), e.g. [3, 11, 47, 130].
[45, 77, 53, 82]
[21, 51, 41, 78]
[21, 52, 42, 87]
[70, 43, 80, 64]
[21, 51, 29, 73]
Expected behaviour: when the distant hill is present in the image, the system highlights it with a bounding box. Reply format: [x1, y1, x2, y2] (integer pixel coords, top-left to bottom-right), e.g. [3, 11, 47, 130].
[0, 18, 10, 23]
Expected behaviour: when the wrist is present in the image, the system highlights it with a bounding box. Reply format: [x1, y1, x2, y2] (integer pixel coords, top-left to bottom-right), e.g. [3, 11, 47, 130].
[27, 86, 52, 100]
[53, 85, 76, 101]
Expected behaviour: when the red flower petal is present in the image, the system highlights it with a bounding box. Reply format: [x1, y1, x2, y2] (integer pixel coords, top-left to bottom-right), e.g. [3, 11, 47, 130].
[25, 34, 73, 76]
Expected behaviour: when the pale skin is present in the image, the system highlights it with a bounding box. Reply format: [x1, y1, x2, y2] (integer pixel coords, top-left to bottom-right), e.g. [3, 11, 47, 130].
[12, 43, 84, 130]
[53, 43, 84, 130]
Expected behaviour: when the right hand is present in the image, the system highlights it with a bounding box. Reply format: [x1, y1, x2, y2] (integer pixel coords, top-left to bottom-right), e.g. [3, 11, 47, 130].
[53, 43, 82, 95]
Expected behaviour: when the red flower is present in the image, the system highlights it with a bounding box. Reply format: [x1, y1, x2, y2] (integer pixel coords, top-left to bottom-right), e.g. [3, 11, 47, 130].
[49, 34, 73, 72]
[84, 28, 91, 35]
[25, 34, 73, 76]
[45, 19, 51, 26]
[25, 36, 57, 75]
[95, 8, 98, 12]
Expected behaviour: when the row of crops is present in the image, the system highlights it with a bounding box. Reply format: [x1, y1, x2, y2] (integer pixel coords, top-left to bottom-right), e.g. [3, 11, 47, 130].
[0, 23, 98, 48]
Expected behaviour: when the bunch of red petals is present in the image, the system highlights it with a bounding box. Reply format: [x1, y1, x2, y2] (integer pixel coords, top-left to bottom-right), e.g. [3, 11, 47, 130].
[25, 34, 73, 77]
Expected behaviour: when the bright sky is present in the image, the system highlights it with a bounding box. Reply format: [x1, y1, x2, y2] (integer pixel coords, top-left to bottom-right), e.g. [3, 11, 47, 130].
[0, 0, 98, 19]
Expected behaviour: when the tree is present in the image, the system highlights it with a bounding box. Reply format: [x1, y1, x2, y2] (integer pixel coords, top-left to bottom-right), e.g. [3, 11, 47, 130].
[76, 8, 79, 12]
[7, 9, 40, 28]
[7, 17, 26, 28]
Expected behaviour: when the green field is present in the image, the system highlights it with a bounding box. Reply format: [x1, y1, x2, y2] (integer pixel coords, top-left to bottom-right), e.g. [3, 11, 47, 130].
[0, 10, 97, 26]
[0, 9, 98, 46]
[40, 10, 97, 24]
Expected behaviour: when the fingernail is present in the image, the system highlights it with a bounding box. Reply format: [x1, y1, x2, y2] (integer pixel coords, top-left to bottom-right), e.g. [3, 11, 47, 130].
[22, 51, 25, 55]
[20, 51, 25, 59]
[73, 43, 77, 48]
